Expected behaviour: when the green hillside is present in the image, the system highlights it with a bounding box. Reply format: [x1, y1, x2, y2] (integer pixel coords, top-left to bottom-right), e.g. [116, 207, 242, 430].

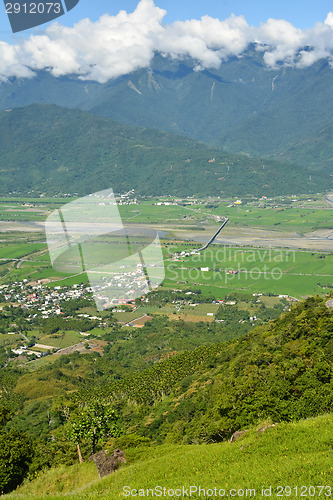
[76, 296, 333, 445]
[6, 414, 333, 499]
[1, 295, 333, 495]
[221, 64, 333, 174]
[0, 104, 325, 197]
[0, 50, 332, 174]
[279, 120, 333, 174]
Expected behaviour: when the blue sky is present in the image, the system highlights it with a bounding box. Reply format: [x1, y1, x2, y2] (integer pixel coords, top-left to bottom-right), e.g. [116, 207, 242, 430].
[135, 0, 331, 27]
[0, 0, 332, 40]
[0, 0, 332, 83]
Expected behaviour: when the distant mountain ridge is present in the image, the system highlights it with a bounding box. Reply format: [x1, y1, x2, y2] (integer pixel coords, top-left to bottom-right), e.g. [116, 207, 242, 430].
[0, 48, 332, 179]
[0, 104, 326, 197]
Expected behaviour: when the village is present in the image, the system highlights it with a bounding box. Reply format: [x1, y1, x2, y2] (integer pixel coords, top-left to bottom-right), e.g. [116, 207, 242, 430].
[0, 281, 102, 359]
[0, 273, 293, 366]
[0, 280, 92, 316]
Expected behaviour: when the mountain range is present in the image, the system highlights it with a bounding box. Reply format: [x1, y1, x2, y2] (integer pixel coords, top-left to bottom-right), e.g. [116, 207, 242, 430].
[0, 48, 331, 195]
[0, 104, 325, 197]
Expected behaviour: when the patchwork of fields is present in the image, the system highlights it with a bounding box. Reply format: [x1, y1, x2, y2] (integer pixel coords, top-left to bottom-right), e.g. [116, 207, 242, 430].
[0, 193, 332, 300]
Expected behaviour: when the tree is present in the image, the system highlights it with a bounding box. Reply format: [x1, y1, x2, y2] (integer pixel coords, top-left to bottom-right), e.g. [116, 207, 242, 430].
[0, 405, 12, 428]
[68, 402, 118, 461]
[0, 406, 34, 494]
[0, 429, 34, 494]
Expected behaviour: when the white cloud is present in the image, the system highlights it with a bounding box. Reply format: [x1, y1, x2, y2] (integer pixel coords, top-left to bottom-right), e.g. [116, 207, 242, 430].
[255, 19, 304, 67]
[0, 41, 34, 81]
[0, 0, 332, 82]
[21, 0, 166, 82]
[296, 18, 333, 68]
[325, 12, 333, 28]
[156, 14, 253, 68]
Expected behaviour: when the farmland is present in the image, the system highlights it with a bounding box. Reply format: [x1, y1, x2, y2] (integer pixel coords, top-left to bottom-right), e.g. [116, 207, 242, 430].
[117, 193, 333, 233]
[0, 192, 331, 300]
[163, 245, 333, 298]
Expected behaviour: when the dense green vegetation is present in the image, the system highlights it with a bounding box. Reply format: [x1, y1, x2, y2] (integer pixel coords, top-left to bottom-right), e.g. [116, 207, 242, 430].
[0, 46, 332, 497]
[0, 104, 326, 197]
[0, 51, 332, 178]
[0, 406, 34, 495]
[0, 294, 333, 494]
[71, 296, 333, 445]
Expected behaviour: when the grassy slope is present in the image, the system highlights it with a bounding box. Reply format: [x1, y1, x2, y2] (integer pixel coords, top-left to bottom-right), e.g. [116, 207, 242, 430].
[8, 413, 333, 499]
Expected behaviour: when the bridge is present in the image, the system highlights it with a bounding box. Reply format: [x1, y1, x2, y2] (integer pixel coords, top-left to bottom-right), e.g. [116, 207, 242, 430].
[195, 217, 229, 252]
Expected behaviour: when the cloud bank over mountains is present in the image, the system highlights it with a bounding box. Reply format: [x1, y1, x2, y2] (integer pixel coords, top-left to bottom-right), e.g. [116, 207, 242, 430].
[1, 0, 333, 83]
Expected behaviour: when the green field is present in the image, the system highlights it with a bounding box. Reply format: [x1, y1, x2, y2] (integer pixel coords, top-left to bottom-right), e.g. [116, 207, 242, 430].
[118, 202, 189, 224]
[0, 195, 332, 299]
[163, 246, 333, 298]
[0, 194, 331, 233]
[2, 242, 332, 299]
[0, 243, 46, 260]
[213, 204, 333, 232]
[153, 302, 220, 322]
[7, 413, 333, 500]
[119, 202, 333, 233]
[0, 197, 79, 223]
[38, 331, 83, 349]
[0, 332, 21, 346]
[117, 195, 333, 234]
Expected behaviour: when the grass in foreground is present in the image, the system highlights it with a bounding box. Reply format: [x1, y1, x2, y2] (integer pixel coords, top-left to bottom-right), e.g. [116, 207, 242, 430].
[7, 413, 333, 499]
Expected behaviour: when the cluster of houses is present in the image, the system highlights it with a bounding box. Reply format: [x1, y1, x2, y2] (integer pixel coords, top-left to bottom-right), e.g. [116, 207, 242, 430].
[0, 281, 101, 361]
[0, 280, 92, 318]
[116, 189, 139, 205]
[172, 250, 201, 261]
[94, 264, 150, 309]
